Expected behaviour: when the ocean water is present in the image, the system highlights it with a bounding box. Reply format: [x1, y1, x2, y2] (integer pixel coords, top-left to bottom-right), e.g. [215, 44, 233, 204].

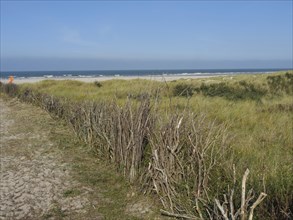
[0, 68, 290, 79]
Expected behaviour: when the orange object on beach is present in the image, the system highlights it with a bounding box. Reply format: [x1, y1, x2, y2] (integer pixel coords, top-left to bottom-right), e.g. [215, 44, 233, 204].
[8, 76, 14, 84]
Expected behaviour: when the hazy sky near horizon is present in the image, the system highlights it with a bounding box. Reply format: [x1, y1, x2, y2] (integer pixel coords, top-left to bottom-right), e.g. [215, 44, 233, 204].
[1, 1, 292, 71]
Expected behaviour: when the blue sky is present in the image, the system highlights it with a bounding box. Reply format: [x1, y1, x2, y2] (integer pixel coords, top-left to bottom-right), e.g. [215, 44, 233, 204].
[1, 1, 292, 71]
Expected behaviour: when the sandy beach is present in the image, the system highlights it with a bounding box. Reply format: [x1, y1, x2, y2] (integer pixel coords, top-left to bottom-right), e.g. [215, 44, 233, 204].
[0, 75, 217, 84]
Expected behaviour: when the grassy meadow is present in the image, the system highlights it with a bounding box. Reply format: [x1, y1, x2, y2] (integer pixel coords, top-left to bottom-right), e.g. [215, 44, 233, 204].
[3, 70, 292, 219]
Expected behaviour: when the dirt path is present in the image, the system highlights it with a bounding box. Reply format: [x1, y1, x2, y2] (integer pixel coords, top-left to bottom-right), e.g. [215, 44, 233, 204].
[0, 98, 162, 220]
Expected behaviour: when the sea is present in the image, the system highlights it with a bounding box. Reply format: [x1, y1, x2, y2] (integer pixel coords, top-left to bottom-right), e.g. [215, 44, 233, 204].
[0, 68, 290, 79]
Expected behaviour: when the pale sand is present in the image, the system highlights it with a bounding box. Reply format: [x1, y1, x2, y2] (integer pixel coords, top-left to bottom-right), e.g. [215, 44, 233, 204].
[0, 75, 217, 84]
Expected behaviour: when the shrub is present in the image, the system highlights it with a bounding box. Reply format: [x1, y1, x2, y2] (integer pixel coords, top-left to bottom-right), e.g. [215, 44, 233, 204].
[237, 80, 267, 100]
[267, 72, 293, 95]
[173, 83, 194, 97]
[94, 81, 102, 87]
[199, 82, 233, 98]
[198, 81, 267, 101]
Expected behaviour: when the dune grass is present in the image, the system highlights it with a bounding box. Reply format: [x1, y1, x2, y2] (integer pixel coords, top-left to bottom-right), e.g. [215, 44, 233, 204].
[20, 79, 162, 102]
[19, 71, 293, 179]
[17, 71, 293, 218]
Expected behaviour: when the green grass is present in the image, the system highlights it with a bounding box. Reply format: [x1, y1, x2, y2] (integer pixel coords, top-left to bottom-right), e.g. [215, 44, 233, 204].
[47, 125, 162, 219]
[63, 189, 81, 198]
[18, 70, 293, 218]
[20, 79, 162, 102]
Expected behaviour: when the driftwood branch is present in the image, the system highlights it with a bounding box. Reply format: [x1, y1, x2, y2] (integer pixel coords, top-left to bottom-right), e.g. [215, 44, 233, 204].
[160, 209, 199, 220]
[241, 169, 250, 220]
[214, 167, 267, 220]
[248, 192, 267, 220]
[215, 199, 229, 220]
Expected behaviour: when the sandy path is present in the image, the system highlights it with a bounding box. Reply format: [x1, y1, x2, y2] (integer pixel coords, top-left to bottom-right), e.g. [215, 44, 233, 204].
[0, 98, 91, 219]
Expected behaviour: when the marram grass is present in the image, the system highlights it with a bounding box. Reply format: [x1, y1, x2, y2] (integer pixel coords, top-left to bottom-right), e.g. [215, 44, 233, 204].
[13, 70, 293, 219]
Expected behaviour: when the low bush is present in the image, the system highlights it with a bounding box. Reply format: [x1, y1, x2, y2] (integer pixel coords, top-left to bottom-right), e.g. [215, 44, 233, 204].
[199, 82, 233, 98]
[197, 81, 267, 101]
[94, 81, 102, 87]
[173, 83, 195, 97]
[267, 72, 293, 95]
